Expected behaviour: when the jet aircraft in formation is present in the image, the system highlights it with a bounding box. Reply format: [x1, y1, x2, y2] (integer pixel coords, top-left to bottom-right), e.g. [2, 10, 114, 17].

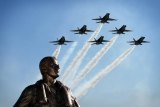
[89, 36, 110, 45]
[50, 12, 150, 46]
[92, 13, 117, 23]
[127, 36, 150, 45]
[50, 36, 73, 45]
[110, 25, 132, 34]
[71, 25, 94, 35]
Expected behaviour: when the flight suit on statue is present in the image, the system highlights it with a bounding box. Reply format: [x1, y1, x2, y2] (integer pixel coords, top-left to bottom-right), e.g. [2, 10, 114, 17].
[13, 56, 80, 107]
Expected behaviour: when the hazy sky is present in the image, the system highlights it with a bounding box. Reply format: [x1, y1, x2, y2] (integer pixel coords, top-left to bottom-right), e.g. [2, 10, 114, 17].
[1, 0, 160, 107]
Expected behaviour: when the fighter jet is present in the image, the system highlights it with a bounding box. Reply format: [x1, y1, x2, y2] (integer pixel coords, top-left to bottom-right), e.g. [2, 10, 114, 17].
[89, 36, 110, 45]
[110, 25, 132, 34]
[92, 13, 117, 23]
[127, 36, 150, 45]
[71, 25, 94, 35]
[49, 36, 73, 45]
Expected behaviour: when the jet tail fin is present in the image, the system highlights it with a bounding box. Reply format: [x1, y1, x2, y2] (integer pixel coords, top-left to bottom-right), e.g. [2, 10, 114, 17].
[133, 38, 136, 41]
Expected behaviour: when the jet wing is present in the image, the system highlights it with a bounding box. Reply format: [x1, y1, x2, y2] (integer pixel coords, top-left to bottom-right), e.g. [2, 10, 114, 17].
[92, 18, 102, 20]
[109, 30, 118, 32]
[127, 41, 137, 45]
[49, 41, 59, 43]
[86, 30, 94, 32]
[142, 41, 150, 43]
[124, 30, 132, 32]
[65, 40, 73, 42]
[54, 43, 67, 45]
[108, 18, 117, 21]
[71, 30, 80, 32]
[102, 40, 110, 42]
[88, 40, 96, 42]
[127, 41, 136, 45]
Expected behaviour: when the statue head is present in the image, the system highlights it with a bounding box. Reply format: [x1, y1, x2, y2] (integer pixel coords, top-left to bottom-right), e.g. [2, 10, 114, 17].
[39, 56, 60, 79]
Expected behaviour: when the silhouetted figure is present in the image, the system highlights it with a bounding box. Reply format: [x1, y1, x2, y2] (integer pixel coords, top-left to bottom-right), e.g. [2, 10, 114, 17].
[14, 56, 79, 107]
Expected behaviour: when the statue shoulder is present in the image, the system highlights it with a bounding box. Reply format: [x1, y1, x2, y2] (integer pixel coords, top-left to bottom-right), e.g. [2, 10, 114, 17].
[22, 84, 36, 96]
[22, 80, 43, 96]
[13, 84, 36, 107]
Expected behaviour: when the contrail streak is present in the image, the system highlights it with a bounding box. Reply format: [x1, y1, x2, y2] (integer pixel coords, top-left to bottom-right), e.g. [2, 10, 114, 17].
[61, 24, 103, 83]
[59, 42, 78, 77]
[75, 46, 135, 99]
[71, 35, 118, 89]
[52, 45, 61, 59]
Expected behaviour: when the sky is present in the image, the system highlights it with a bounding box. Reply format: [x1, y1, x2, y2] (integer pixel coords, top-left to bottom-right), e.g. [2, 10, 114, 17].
[1, 0, 160, 107]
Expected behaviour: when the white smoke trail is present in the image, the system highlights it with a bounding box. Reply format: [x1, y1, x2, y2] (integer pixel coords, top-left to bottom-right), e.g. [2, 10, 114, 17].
[59, 42, 78, 77]
[52, 45, 61, 59]
[61, 24, 103, 83]
[71, 35, 118, 89]
[75, 46, 135, 99]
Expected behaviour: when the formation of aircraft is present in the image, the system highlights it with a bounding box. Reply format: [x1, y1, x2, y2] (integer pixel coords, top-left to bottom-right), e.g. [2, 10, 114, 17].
[92, 13, 117, 23]
[50, 12, 150, 46]
[89, 36, 110, 45]
[49, 36, 73, 45]
[110, 25, 132, 34]
[127, 36, 150, 45]
[71, 25, 94, 35]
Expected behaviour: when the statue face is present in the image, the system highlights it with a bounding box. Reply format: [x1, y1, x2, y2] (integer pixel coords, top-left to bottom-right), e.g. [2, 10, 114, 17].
[47, 59, 60, 79]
